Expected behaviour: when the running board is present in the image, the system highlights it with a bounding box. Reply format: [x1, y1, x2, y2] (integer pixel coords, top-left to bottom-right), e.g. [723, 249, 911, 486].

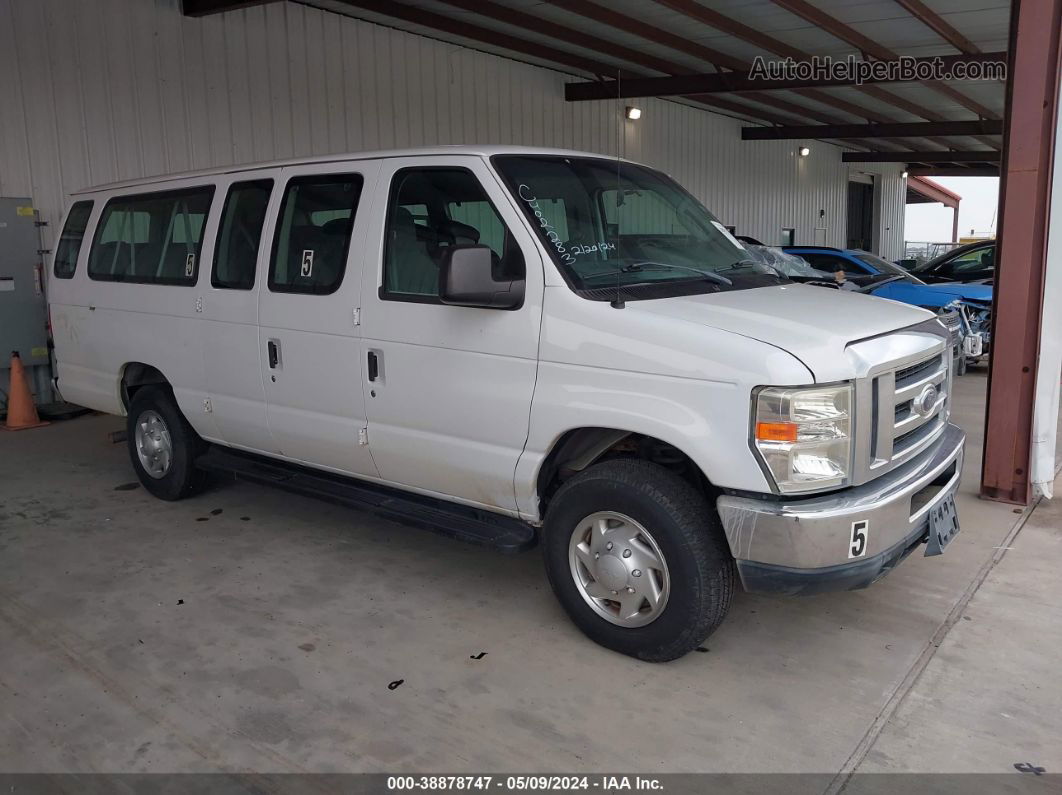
[196, 447, 537, 554]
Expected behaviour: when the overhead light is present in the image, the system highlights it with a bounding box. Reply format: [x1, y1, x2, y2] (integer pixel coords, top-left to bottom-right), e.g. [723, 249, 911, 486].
[902, 171, 909, 179]
[799, 146, 811, 157]
[625, 106, 642, 120]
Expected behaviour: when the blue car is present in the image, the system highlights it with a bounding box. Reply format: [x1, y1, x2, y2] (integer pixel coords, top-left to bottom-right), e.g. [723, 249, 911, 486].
[783, 246, 992, 370]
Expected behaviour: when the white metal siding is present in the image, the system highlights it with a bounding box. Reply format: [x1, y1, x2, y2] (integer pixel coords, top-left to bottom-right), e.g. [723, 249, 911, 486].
[0, 0, 903, 256]
[852, 163, 908, 261]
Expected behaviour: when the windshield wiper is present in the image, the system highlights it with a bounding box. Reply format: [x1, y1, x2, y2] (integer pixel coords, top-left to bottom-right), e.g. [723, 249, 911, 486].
[618, 261, 733, 286]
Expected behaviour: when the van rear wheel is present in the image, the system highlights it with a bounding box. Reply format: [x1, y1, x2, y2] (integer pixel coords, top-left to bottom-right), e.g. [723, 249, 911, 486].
[127, 386, 206, 501]
[543, 459, 735, 662]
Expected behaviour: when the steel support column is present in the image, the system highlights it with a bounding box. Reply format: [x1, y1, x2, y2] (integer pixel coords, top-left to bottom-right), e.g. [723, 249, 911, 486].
[981, 0, 1062, 503]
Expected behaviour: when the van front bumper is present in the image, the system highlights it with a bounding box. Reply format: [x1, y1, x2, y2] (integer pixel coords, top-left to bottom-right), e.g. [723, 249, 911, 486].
[716, 423, 965, 596]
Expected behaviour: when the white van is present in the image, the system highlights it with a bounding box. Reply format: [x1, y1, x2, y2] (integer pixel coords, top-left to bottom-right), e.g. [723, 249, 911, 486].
[48, 146, 964, 661]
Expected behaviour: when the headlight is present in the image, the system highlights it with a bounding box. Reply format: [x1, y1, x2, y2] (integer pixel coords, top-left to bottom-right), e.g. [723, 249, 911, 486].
[752, 384, 853, 494]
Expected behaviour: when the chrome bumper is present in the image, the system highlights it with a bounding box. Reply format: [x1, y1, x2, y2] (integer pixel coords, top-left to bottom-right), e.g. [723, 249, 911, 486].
[717, 423, 965, 595]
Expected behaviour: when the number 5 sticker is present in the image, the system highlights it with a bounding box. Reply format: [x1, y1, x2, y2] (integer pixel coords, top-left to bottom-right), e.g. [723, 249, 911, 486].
[849, 520, 869, 559]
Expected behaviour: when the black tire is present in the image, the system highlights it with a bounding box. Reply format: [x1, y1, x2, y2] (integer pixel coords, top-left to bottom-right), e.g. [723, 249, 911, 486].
[126, 385, 206, 501]
[543, 459, 735, 662]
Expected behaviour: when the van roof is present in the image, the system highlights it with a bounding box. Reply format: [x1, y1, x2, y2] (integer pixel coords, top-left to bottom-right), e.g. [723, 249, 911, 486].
[72, 145, 633, 195]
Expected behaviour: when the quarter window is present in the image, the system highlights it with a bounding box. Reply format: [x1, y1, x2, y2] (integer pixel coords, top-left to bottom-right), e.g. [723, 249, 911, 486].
[269, 174, 362, 294]
[87, 187, 215, 285]
[383, 168, 524, 301]
[212, 180, 273, 290]
[53, 201, 93, 279]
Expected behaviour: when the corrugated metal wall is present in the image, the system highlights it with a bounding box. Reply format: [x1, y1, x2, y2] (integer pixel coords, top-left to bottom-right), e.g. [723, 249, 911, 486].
[0, 0, 904, 257]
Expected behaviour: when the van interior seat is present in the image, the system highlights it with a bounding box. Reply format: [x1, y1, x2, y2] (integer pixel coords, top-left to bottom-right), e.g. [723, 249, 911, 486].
[438, 219, 480, 247]
[388, 207, 439, 295]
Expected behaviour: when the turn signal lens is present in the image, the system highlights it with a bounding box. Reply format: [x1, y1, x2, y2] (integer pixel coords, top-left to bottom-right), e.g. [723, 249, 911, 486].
[756, 421, 798, 442]
[752, 383, 853, 494]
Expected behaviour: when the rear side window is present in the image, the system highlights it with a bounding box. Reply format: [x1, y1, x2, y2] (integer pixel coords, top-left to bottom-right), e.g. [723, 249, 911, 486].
[87, 187, 215, 285]
[53, 201, 93, 279]
[269, 174, 363, 294]
[212, 180, 273, 290]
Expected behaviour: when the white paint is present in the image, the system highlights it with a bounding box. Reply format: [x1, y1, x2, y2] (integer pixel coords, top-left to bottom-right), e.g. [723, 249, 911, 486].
[1031, 99, 1062, 498]
[0, 0, 905, 259]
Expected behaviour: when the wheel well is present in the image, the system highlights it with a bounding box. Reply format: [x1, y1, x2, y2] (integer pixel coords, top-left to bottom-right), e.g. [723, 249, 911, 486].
[120, 363, 170, 410]
[536, 428, 711, 514]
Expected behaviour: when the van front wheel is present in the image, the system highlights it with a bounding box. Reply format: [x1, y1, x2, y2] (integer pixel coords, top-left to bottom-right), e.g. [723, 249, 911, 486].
[543, 459, 735, 662]
[127, 386, 205, 501]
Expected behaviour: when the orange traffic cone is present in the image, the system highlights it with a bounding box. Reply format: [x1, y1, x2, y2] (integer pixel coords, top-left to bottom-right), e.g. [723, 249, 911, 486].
[3, 351, 49, 431]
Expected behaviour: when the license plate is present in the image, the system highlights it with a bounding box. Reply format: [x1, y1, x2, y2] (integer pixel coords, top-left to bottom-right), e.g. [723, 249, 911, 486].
[925, 493, 960, 556]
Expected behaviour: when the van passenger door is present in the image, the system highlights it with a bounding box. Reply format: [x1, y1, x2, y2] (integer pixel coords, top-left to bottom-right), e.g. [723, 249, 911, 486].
[257, 162, 381, 476]
[201, 172, 280, 452]
[359, 156, 544, 513]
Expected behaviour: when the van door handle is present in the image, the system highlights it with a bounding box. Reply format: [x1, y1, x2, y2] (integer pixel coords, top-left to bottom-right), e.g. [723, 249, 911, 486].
[267, 339, 280, 369]
[367, 350, 379, 382]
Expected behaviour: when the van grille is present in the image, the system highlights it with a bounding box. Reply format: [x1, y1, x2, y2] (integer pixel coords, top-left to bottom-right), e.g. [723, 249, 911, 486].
[850, 330, 951, 485]
[896, 353, 944, 387]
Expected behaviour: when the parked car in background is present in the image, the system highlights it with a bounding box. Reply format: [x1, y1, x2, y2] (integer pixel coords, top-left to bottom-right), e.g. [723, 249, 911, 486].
[911, 240, 995, 284]
[48, 147, 966, 661]
[784, 246, 993, 372]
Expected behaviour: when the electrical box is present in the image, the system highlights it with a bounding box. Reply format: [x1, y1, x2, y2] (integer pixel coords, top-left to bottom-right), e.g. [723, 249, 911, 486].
[0, 197, 51, 399]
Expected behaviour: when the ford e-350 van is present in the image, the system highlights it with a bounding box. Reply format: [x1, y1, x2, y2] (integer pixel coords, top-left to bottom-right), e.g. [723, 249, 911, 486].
[48, 146, 964, 661]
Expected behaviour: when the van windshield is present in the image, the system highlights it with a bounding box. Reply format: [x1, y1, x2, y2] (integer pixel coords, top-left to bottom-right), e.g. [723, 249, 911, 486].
[492, 155, 785, 300]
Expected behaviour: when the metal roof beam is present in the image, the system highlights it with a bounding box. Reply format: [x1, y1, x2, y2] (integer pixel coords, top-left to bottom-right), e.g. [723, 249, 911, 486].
[652, 0, 995, 149]
[770, 0, 1000, 119]
[182, 0, 278, 14]
[891, 0, 981, 54]
[539, 0, 747, 72]
[334, 0, 644, 79]
[842, 151, 1001, 163]
[335, 0, 851, 130]
[434, 0, 863, 128]
[564, 52, 1007, 100]
[742, 120, 1003, 140]
[907, 167, 999, 176]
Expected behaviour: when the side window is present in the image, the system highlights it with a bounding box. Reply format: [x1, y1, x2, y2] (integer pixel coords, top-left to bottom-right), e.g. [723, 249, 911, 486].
[383, 168, 525, 301]
[53, 201, 93, 279]
[87, 187, 215, 285]
[212, 180, 273, 290]
[948, 246, 994, 274]
[269, 174, 362, 294]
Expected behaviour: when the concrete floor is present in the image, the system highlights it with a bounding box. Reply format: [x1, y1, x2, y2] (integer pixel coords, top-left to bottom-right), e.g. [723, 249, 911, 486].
[1, 368, 1059, 777]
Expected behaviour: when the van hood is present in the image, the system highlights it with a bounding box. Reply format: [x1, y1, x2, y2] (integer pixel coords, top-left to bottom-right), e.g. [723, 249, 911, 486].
[628, 284, 935, 382]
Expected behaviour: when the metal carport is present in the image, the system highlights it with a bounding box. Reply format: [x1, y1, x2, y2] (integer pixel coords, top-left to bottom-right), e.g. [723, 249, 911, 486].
[184, 0, 1061, 505]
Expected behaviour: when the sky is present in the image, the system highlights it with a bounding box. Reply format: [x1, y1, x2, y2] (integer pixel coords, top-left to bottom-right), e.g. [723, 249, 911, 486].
[904, 176, 1000, 243]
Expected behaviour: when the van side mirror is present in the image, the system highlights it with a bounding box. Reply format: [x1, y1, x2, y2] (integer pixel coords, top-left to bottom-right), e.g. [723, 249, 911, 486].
[439, 245, 524, 309]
